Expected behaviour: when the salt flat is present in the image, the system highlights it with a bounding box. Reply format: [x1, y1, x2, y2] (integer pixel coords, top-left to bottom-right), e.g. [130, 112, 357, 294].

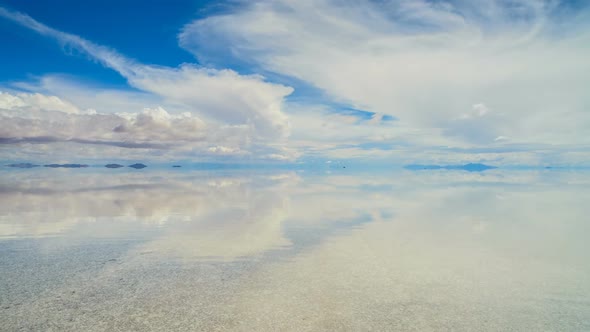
[1, 169, 589, 331]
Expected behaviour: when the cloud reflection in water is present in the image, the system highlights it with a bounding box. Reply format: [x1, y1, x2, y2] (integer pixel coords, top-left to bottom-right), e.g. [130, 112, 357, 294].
[1, 168, 589, 331]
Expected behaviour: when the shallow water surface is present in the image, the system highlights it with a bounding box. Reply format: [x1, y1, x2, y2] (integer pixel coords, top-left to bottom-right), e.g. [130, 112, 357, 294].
[1, 169, 589, 331]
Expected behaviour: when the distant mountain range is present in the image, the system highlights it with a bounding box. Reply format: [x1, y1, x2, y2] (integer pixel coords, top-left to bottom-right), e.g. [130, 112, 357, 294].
[5, 163, 90, 168]
[5, 163, 148, 169]
[5, 163, 40, 168]
[44, 164, 89, 168]
[6, 162, 497, 172]
[404, 163, 497, 172]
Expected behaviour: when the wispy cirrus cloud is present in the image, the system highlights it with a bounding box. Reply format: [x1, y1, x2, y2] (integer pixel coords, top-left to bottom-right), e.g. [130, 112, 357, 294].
[180, 0, 590, 149]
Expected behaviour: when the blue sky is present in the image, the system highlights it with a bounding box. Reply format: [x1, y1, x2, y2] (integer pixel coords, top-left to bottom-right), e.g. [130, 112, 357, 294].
[1, 0, 589, 165]
[0, 0, 216, 81]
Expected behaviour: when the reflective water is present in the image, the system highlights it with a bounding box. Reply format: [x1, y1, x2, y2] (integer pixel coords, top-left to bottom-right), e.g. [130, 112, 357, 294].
[1, 168, 589, 331]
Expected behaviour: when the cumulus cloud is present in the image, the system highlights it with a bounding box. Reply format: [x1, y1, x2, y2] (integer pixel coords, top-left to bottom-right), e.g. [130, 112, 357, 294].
[0, 6, 293, 140]
[0, 91, 270, 158]
[180, 0, 590, 147]
[13, 75, 166, 115]
[0, 90, 301, 161]
[126, 65, 293, 139]
[207, 145, 243, 155]
[0, 91, 83, 114]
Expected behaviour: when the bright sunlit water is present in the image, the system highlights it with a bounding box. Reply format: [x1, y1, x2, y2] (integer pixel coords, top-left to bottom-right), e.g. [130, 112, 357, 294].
[1, 168, 589, 331]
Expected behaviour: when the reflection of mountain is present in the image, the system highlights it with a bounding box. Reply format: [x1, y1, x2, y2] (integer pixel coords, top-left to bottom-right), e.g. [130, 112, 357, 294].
[5, 163, 40, 168]
[44, 164, 89, 168]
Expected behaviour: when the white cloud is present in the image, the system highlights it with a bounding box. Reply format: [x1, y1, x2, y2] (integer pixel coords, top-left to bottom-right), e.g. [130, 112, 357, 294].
[208, 145, 242, 155]
[0, 93, 250, 155]
[12, 75, 165, 115]
[1, 2, 590, 164]
[0, 90, 301, 161]
[126, 65, 293, 139]
[180, 0, 590, 148]
[0, 6, 294, 141]
[0, 91, 82, 114]
[459, 103, 490, 119]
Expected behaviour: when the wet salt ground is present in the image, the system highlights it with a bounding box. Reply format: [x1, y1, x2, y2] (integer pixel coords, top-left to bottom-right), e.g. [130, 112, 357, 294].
[1, 169, 589, 331]
[1, 244, 254, 331]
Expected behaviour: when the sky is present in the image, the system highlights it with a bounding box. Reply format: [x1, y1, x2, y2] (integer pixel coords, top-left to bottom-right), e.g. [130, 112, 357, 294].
[0, 0, 589, 166]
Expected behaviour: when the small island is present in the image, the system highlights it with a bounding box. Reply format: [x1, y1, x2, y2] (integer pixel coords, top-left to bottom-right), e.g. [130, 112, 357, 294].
[128, 163, 147, 169]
